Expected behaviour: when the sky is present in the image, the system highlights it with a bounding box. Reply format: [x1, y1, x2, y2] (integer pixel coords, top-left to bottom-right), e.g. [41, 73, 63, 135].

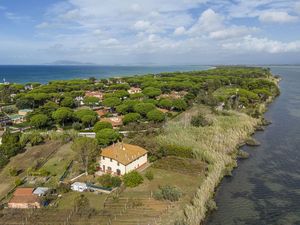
[0, 0, 300, 65]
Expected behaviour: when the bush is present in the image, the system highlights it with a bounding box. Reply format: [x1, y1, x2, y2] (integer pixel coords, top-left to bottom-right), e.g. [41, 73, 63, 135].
[98, 174, 122, 188]
[133, 103, 156, 116]
[96, 128, 121, 146]
[153, 185, 182, 202]
[9, 167, 18, 176]
[145, 170, 154, 181]
[123, 113, 141, 125]
[190, 113, 212, 127]
[123, 171, 143, 187]
[72, 122, 83, 130]
[94, 121, 113, 132]
[14, 177, 23, 186]
[159, 144, 194, 158]
[146, 109, 165, 122]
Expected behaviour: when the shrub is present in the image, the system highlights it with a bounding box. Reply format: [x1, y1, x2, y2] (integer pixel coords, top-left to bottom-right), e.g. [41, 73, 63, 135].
[146, 109, 165, 122]
[9, 167, 18, 176]
[133, 103, 156, 116]
[14, 177, 23, 186]
[96, 128, 121, 146]
[153, 185, 182, 202]
[72, 122, 83, 130]
[93, 121, 113, 132]
[123, 113, 141, 125]
[159, 144, 194, 158]
[145, 170, 154, 181]
[98, 174, 122, 188]
[190, 113, 212, 127]
[123, 171, 143, 187]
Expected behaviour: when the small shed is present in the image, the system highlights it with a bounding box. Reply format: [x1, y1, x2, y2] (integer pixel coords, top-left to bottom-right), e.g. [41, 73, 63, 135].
[33, 187, 50, 196]
[71, 182, 88, 192]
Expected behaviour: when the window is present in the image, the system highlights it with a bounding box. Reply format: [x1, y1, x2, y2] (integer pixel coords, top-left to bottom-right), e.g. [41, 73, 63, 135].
[110, 158, 112, 162]
[117, 162, 120, 166]
[102, 156, 105, 160]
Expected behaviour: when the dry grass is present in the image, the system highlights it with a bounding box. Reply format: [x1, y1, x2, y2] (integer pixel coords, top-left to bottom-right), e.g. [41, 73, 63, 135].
[158, 105, 259, 224]
[0, 141, 62, 199]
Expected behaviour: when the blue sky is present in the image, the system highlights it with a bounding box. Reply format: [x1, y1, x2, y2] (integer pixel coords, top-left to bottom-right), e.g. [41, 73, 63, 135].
[0, 0, 300, 65]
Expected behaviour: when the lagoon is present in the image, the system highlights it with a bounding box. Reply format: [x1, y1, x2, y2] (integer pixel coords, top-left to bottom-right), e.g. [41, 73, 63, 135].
[205, 66, 300, 225]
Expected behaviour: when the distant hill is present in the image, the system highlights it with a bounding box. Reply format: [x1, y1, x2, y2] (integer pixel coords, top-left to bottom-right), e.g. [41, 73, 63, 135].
[45, 60, 97, 65]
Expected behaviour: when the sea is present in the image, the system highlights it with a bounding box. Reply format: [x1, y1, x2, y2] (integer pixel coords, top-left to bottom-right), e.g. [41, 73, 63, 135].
[0, 65, 211, 84]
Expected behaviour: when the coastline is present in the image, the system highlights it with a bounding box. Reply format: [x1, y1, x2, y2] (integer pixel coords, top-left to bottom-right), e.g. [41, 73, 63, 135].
[0, 67, 281, 224]
[173, 77, 281, 225]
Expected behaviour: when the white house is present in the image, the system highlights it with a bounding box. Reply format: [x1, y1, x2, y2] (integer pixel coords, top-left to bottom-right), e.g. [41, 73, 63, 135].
[71, 182, 88, 192]
[99, 142, 148, 176]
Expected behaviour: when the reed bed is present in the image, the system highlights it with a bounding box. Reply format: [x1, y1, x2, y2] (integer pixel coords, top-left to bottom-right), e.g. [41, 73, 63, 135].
[158, 105, 259, 225]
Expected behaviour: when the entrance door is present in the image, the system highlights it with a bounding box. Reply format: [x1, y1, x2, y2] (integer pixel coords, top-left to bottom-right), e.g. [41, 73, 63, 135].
[116, 169, 121, 176]
[102, 165, 105, 172]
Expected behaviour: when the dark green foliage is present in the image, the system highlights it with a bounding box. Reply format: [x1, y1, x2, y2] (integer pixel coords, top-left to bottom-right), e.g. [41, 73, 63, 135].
[96, 128, 121, 146]
[83, 96, 99, 107]
[146, 109, 165, 122]
[98, 174, 122, 188]
[103, 97, 122, 108]
[123, 171, 144, 187]
[153, 185, 182, 202]
[29, 114, 49, 128]
[93, 121, 113, 132]
[0, 131, 22, 158]
[52, 107, 74, 126]
[109, 83, 130, 90]
[172, 99, 188, 111]
[158, 99, 173, 109]
[133, 103, 156, 116]
[142, 87, 162, 98]
[123, 113, 141, 125]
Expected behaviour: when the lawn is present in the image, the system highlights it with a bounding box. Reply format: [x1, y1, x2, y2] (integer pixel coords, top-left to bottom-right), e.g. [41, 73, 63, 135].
[56, 191, 107, 210]
[42, 143, 76, 186]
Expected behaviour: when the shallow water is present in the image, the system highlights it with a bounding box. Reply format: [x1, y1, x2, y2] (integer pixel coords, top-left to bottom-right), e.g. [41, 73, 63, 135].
[205, 66, 300, 225]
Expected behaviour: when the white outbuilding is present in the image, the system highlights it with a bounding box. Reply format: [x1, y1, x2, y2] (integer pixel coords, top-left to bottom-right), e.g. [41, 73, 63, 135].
[99, 142, 148, 176]
[71, 182, 88, 192]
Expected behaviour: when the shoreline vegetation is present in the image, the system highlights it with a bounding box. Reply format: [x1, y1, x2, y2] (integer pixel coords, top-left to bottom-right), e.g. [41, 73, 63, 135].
[0, 66, 280, 225]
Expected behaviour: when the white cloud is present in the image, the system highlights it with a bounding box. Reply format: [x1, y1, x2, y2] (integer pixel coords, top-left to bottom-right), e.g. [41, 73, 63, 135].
[259, 11, 298, 23]
[5, 12, 32, 22]
[134, 20, 151, 30]
[189, 9, 223, 33]
[209, 26, 257, 40]
[174, 26, 186, 36]
[222, 35, 300, 53]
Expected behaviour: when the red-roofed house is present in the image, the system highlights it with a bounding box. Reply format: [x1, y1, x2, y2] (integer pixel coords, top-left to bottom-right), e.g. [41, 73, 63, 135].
[85, 91, 104, 100]
[8, 188, 41, 209]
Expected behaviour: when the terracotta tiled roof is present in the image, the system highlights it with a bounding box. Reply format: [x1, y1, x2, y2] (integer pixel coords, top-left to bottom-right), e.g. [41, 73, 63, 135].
[85, 91, 104, 100]
[96, 109, 108, 117]
[101, 143, 147, 165]
[9, 188, 40, 204]
[14, 188, 34, 196]
[101, 117, 123, 127]
[9, 195, 40, 204]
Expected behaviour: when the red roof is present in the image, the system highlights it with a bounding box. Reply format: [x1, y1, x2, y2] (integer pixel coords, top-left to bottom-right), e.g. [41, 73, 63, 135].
[14, 188, 34, 196]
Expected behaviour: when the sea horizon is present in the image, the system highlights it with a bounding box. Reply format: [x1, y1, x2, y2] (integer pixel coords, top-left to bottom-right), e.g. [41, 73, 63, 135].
[0, 64, 212, 84]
